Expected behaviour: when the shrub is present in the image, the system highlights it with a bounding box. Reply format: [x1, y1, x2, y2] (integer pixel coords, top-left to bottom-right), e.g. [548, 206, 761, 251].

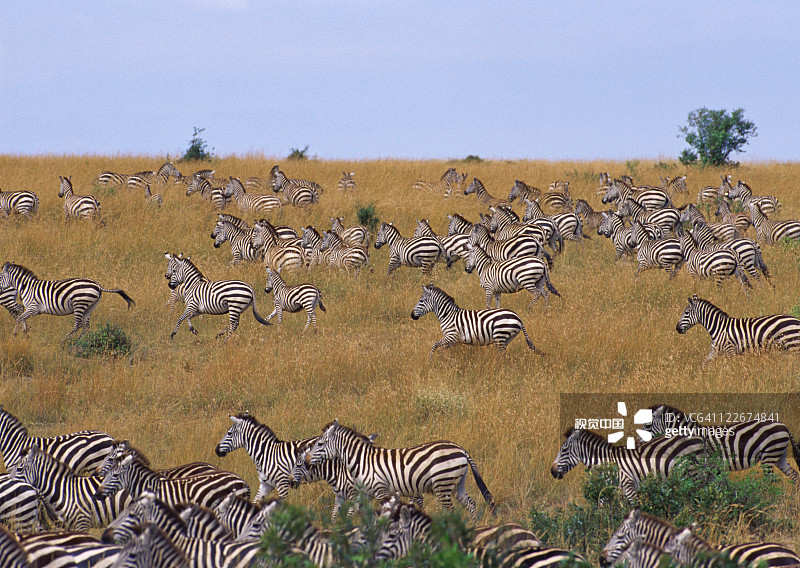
[462, 155, 482, 163]
[288, 145, 310, 160]
[181, 127, 213, 162]
[70, 323, 134, 359]
[678, 108, 757, 167]
[356, 202, 380, 234]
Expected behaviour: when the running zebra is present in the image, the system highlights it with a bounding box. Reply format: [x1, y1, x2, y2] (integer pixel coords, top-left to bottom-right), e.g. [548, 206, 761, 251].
[748, 202, 800, 245]
[470, 223, 552, 264]
[629, 221, 684, 278]
[464, 177, 511, 208]
[676, 295, 800, 362]
[714, 199, 752, 234]
[126, 161, 182, 191]
[338, 171, 356, 191]
[575, 199, 606, 232]
[0, 188, 39, 219]
[410, 284, 542, 358]
[211, 219, 262, 265]
[307, 419, 497, 517]
[222, 177, 282, 215]
[0, 405, 114, 474]
[464, 243, 560, 309]
[412, 167, 467, 196]
[58, 176, 101, 221]
[679, 229, 752, 290]
[617, 198, 680, 234]
[0, 261, 135, 343]
[251, 220, 306, 272]
[518, 198, 565, 251]
[598, 211, 636, 262]
[602, 178, 672, 211]
[491, 204, 561, 253]
[269, 165, 322, 206]
[679, 204, 740, 242]
[374, 222, 444, 276]
[507, 179, 542, 203]
[726, 180, 781, 218]
[263, 268, 326, 332]
[329, 216, 369, 247]
[413, 219, 471, 268]
[690, 221, 771, 286]
[319, 231, 370, 273]
[523, 198, 587, 249]
[550, 427, 706, 502]
[214, 412, 317, 502]
[164, 253, 270, 340]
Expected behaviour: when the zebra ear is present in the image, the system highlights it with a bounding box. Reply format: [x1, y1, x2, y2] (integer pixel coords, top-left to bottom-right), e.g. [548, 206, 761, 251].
[676, 528, 692, 544]
[230, 415, 242, 425]
[690, 294, 698, 302]
[164, 253, 172, 260]
[368, 433, 378, 444]
[122, 454, 133, 466]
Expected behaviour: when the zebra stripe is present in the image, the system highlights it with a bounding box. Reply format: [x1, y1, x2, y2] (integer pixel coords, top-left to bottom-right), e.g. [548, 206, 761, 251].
[251, 221, 306, 272]
[300, 226, 332, 268]
[0, 280, 25, 332]
[665, 527, 800, 568]
[0, 262, 135, 343]
[185, 176, 229, 210]
[539, 187, 575, 214]
[413, 219, 471, 268]
[690, 222, 771, 286]
[212, 494, 263, 538]
[660, 175, 688, 196]
[550, 427, 707, 502]
[264, 268, 326, 332]
[470, 223, 551, 264]
[748, 202, 800, 245]
[598, 211, 636, 261]
[337, 171, 357, 191]
[508, 179, 542, 203]
[308, 418, 497, 517]
[601, 509, 678, 567]
[629, 221, 684, 278]
[520, 199, 568, 252]
[222, 177, 282, 215]
[714, 199, 752, 234]
[269, 165, 321, 206]
[725, 180, 781, 218]
[58, 176, 101, 221]
[164, 253, 270, 340]
[465, 243, 560, 309]
[679, 229, 752, 290]
[0, 188, 39, 219]
[492, 204, 561, 253]
[680, 204, 741, 242]
[574, 199, 606, 232]
[94, 171, 130, 187]
[318, 231, 370, 273]
[0, 474, 42, 533]
[97, 440, 219, 480]
[614, 538, 668, 568]
[211, 220, 262, 265]
[126, 161, 182, 191]
[110, 523, 189, 568]
[464, 177, 511, 208]
[412, 167, 467, 196]
[329, 216, 369, 247]
[0, 524, 29, 568]
[447, 213, 475, 235]
[374, 222, 444, 275]
[602, 178, 672, 211]
[617, 198, 680, 234]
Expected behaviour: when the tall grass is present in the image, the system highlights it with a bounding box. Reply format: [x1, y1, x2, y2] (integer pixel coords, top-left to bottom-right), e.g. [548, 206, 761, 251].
[1, 156, 799, 548]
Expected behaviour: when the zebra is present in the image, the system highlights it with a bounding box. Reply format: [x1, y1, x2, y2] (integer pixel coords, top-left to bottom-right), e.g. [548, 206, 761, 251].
[464, 242, 560, 309]
[95, 171, 131, 188]
[629, 221, 684, 278]
[251, 220, 306, 272]
[308, 418, 497, 518]
[329, 216, 369, 247]
[318, 231, 370, 273]
[690, 221, 771, 286]
[337, 171, 357, 191]
[598, 211, 636, 262]
[550, 427, 707, 502]
[0, 524, 30, 568]
[645, 403, 800, 480]
[470, 223, 552, 264]
[222, 177, 282, 215]
[660, 175, 688, 196]
[665, 527, 800, 568]
[212, 494, 263, 538]
[96, 453, 250, 510]
[411, 284, 542, 359]
[464, 177, 511, 208]
[747, 202, 800, 245]
[574, 199, 606, 232]
[0, 188, 39, 219]
[507, 179, 542, 203]
[164, 253, 270, 340]
[519, 198, 567, 251]
[263, 268, 326, 332]
[269, 165, 321, 206]
[300, 226, 332, 269]
[211, 219, 262, 265]
[374, 222, 444, 276]
[412, 167, 467, 196]
[143, 184, 162, 207]
[126, 161, 182, 191]
[617, 198, 680, 234]
[0, 474, 43, 533]
[185, 176, 228, 210]
[110, 523, 189, 568]
[413, 219, 471, 268]
[676, 295, 800, 363]
[602, 178, 672, 211]
[97, 440, 220, 480]
[679, 204, 740, 242]
[19, 532, 122, 568]
[714, 199, 752, 234]
[0, 283, 25, 332]
[8, 445, 133, 532]
[491, 204, 561, 253]
[725, 180, 781, 218]
[523, 199, 587, 249]
[214, 412, 316, 502]
[447, 213, 476, 235]
[540, 186, 575, 214]
[0, 261, 135, 343]
[58, 175, 101, 221]
[679, 228, 752, 290]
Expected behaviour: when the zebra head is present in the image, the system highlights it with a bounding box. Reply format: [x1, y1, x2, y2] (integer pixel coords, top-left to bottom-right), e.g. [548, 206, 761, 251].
[0, 524, 29, 568]
[319, 231, 336, 252]
[464, 244, 479, 274]
[0, 262, 12, 292]
[551, 428, 591, 479]
[641, 404, 681, 436]
[600, 508, 644, 566]
[374, 497, 431, 562]
[374, 222, 393, 249]
[114, 524, 187, 568]
[463, 177, 480, 196]
[236, 500, 280, 542]
[662, 528, 706, 567]
[263, 269, 280, 294]
[413, 219, 432, 238]
[102, 491, 161, 545]
[308, 419, 341, 466]
[7, 445, 42, 486]
[97, 439, 132, 478]
[96, 453, 133, 498]
[212, 221, 227, 248]
[410, 284, 436, 320]
[164, 253, 187, 290]
[601, 182, 621, 204]
[214, 413, 252, 457]
[676, 295, 701, 335]
[289, 447, 313, 489]
[269, 165, 284, 191]
[57, 175, 72, 197]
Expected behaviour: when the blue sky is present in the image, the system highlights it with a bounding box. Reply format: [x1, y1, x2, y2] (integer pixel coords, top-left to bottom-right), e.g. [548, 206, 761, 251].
[2, 2, 797, 161]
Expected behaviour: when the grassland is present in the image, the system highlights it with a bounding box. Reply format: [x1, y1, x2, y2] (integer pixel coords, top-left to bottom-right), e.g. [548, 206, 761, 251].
[1, 155, 799, 551]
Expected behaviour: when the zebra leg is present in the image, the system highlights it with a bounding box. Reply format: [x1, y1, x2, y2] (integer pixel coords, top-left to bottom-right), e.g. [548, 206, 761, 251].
[170, 307, 198, 338]
[430, 335, 458, 360]
[494, 292, 502, 308]
[303, 308, 316, 333]
[775, 452, 800, 482]
[453, 474, 477, 518]
[387, 255, 400, 276]
[217, 310, 241, 340]
[484, 289, 493, 309]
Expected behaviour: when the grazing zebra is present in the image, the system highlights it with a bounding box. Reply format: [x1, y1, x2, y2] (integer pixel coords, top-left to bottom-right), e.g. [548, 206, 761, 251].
[550, 427, 706, 502]
[470, 223, 552, 264]
[507, 179, 542, 203]
[8, 445, 133, 531]
[464, 243, 560, 309]
[574, 199, 606, 232]
[0, 261, 135, 343]
[96, 453, 249, 510]
[617, 198, 680, 234]
[412, 167, 467, 196]
[410, 284, 542, 358]
[164, 253, 270, 340]
[602, 178, 672, 211]
[629, 221, 684, 278]
[269, 165, 321, 206]
[97, 440, 219, 480]
[222, 177, 282, 215]
[126, 161, 182, 191]
[665, 527, 800, 568]
[337, 171, 356, 191]
[413, 219, 471, 268]
[263, 268, 326, 332]
[214, 412, 316, 502]
[329, 216, 369, 247]
[111, 523, 189, 568]
[58, 176, 101, 221]
[748, 202, 800, 245]
[679, 229, 752, 290]
[374, 222, 444, 276]
[676, 295, 800, 362]
[726, 180, 781, 218]
[464, 177, 511, 208]
[714, 199, 752, 234]
[319, 231, 370, 273]
[660, 175, 688, 196]
[690, 222, 771, 286]
[251, 221, 306, 272]
[0, 474, 43, 533]
[211, 219, 262, 265]
[598, 211, 636, 262]
[0, 188, 39, 219]
[679, 204, 740, 242]
[308, 418, 497, 517]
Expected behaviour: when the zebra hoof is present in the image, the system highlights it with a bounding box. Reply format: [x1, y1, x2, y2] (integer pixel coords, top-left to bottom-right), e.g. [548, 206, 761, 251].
[190, 328, 198, 336]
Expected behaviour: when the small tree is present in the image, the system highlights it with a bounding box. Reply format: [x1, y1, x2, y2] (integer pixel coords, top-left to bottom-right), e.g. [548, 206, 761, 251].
[181, 127, 213, 162]
[678, 108, 757, 167]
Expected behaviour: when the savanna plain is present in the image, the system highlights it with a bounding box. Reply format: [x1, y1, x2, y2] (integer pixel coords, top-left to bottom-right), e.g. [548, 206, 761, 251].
[1, 155, 799, 551]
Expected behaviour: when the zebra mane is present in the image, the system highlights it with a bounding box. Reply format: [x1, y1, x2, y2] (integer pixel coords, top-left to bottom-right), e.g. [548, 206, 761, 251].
[425, 285, 458, 309]
[235, 412, 280, 441]
[563, 426, 605, 444]
[0, 406, 28, 436]
[3, 262, 37, 280]
[23, 444, 82, 477]
[691, 296, 728, 318]
[116, 441, 153, 468]
[323, 420, 376, 446]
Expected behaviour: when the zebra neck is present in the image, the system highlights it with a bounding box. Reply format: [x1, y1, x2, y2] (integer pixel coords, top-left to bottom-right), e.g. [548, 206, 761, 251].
[129, 462, 162, 496]
[0, 418, 27, 464]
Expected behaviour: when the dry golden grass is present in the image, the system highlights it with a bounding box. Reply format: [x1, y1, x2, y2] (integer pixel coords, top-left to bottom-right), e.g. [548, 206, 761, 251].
[1, 155, 800, 548]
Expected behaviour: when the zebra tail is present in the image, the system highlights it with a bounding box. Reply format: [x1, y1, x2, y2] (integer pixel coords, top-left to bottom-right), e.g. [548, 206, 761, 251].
[467, 456, 497, 516]
[755, 244, 771, 280]
[542, 250, 554, 269]
[790, 433, 800, 467]
[251, 301, 272, 326]
[546, 279, 561, 298]
[318, 298, 327, 312]
[104, 288, 136, 309]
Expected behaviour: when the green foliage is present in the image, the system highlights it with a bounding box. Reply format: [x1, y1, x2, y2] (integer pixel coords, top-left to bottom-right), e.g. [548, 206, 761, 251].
[356, 202, 380, 233]
[394, 511, 480, 568]
[462, 155, 483, 163]
[70, 323, 134, 359]
[678, 108, 757, 167]
[625, 160, 640, 177]
[181, 127, 213, 162]
[656, 161, 677, 171]
[259, 504, 317, 568]
[288, 145, 310, 160]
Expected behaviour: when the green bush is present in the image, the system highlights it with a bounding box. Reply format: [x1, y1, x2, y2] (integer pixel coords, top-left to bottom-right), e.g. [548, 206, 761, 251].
[462, 155, 483, 163]
[356, 202, 380, 234]
[288, 145, 310, 160]
[678, 108, 757, 167]
[70, 323, 134, 359]
[181, 127, 213, 162]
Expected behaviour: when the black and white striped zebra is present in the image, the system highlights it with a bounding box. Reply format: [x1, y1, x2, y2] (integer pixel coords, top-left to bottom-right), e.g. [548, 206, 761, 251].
[598, 211, 636, 262]
[0, 261, 135, 343]
[329, 216, 369, 247]
[523, 198, 587, 249]
[574, 199, 606, 232]
[447, 213, 476, 235]
[714, 199, 752, 234]
[126, 161, 182, 191]
[0, 188, 39, 219]
[617, 198, 680, 234]
[212, 493, 263, 538]
[679, 204, 740, 242]
[269, 165, 321, 206]
[300, 226, 332, 268]
[550, 427, 707, 502]
[665, 527, 800, 568]
[164, 253, 270, 340]
[676, 295, 800, 363]
[318, 231, 370, 273]
[307, 418, 497, 517]
[464, 177, 511, 208]
[95, 170, 131, 188]
[540, 184, 575, 214]
[211, 219, 262, 265]
[251, 221, 306, 272]
[725, 179, 781, 218]
[0, 282, 25, 332]
[413, 219, 471, 268]
[110, 523, 189, 568]
[374, 222, 444, 276]
[507, 179, 542, 203]
[337, 171, 357, 191]
[222, 177, 282, 215]
[602, 178, 672, 211]
[58, 176, 101, 221]
[412, 167, 467, 196]
[470, 223, 552, 264]
[264, 268, 326, 332]
[97, 440, 220, 480]
[491, 204, 561, 253]
[748, 202, 800, 245]
[18, 531, 122, 568]
[185, 175, 229, 210]
[214, 412, 316, 502]
[660, 175, 688, 196]
[629, 221, 684, 278]
[679, 228, 752, 290]
[0, 474, 43, 533]
[690, 221, 771, 286]
[464, 243, 560, 309]
[411, 284, 542, 359]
